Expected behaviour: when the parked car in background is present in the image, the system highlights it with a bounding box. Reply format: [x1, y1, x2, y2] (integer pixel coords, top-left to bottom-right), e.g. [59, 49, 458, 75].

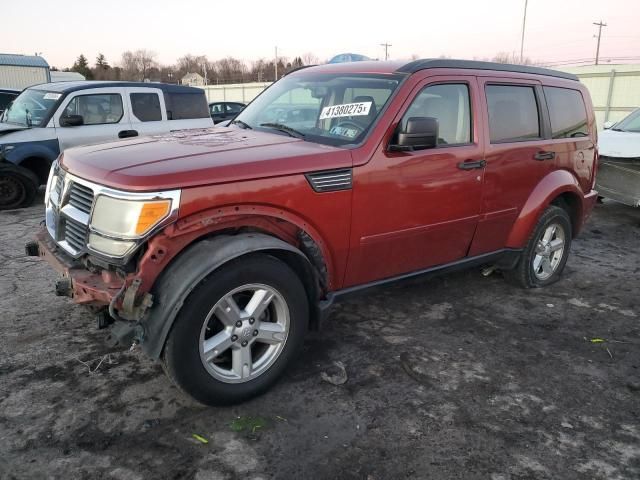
[0, 88, 20, 116]
[209, 101, 246, 124]
[30, 59, 597, 405]
[0, 81, 212, 209]
[597, 108, 640, 206]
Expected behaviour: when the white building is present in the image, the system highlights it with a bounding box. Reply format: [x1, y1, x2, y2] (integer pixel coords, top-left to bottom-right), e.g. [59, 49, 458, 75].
[50, 70, 86, 82]
[561, 64, 640, 128]
[181, 72, 205, 87]
[0, 54, 51, 89]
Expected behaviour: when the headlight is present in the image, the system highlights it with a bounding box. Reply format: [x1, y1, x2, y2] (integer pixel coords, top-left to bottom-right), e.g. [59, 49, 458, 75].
[88, 234, 136, 257]
[91, 196, 172, 237]
[88, 189, 180, 258]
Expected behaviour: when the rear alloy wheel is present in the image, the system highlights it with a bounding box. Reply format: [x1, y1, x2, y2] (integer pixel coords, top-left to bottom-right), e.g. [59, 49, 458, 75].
[162, 254, 308, 405]
[504, 205, 572, 288]
[0, 165, 39, 210]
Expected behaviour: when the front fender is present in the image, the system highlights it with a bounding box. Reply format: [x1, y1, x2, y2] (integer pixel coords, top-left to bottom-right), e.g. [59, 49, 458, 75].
[505, 169, 584, 248]
[141, 233, 312, 359]
[3, 138, 60, 166]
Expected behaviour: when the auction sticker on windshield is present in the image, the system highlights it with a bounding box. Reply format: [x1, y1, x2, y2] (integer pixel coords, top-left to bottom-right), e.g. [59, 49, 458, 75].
[43, 93, 62, 101]
[320, 102, 372, 120]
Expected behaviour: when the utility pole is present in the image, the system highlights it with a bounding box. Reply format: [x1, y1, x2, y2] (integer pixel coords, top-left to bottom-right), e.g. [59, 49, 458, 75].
[593, 20, 607, 65]
[380, 42, 392, 60]
[274, 46, 278, 81]
[520, 0, 528, 63]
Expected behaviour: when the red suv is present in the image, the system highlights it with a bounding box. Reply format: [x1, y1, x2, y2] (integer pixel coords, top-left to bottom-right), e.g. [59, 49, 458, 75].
[29, 60, 598, 405]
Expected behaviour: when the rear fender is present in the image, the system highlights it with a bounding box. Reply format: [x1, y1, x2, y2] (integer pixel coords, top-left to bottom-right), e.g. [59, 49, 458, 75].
[141, 233, 315, 359]
[506, 170, 583, 248]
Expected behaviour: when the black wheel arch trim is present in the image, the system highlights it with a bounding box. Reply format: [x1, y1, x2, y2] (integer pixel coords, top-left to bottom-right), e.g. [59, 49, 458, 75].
[140, 233, 317, 359]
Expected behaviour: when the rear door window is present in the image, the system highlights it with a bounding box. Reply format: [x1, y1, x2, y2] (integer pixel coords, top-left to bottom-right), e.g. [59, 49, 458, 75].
[164, 92, 209, 120]
[486, 85, 540, 143]
[130, 92, 162, 122]
[543, 87, 588, 138]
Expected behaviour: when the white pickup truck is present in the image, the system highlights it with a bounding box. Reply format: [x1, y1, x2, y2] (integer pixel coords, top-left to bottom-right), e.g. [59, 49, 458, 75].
[0, 81, 213, 209]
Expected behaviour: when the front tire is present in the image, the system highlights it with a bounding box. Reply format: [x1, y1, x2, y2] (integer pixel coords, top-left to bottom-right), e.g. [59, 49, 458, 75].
[162, 254, 309, 405]
[504, 205, 572, 288]
[0, 164, 38, 210]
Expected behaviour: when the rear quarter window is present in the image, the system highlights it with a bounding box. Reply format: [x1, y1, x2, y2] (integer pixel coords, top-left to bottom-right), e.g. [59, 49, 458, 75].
[486, 85, 540, 143]
[164, 92, 210, 120]
[543, 87, 588, 138]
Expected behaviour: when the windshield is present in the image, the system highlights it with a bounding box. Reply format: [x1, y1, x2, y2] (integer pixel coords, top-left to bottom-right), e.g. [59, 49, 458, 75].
[1, 89, 62, 127]
[233, 72, 403, 146]
[613, 109, 640, 133]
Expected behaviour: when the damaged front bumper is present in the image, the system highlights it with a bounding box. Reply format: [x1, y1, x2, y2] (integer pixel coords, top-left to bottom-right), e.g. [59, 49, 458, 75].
[28, 227, 152, 321]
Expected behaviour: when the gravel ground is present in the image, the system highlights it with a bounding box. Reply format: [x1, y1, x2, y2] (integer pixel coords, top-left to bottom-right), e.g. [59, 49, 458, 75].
[0, 193, 639, 480]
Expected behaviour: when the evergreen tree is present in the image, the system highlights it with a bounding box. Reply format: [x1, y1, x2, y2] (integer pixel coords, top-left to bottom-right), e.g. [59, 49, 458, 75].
[71, 54, 93, 79]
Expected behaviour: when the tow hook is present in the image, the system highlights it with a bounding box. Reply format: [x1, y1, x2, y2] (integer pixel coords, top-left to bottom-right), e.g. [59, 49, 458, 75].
[96, 309, 115, 330]
[55, 277, 72, 297]
[25, 240, 39, 257]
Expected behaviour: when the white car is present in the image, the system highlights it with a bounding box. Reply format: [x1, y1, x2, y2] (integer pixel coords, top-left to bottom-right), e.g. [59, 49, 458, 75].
[597, 109, 640, 207]
[0, 81, 213, 209]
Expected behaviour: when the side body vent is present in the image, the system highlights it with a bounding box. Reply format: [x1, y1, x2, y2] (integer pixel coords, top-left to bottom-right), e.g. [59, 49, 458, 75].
[305, 169, 353, 193]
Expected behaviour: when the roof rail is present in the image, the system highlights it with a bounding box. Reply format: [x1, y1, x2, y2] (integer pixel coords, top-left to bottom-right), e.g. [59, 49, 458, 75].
[397, 59, 579, 81]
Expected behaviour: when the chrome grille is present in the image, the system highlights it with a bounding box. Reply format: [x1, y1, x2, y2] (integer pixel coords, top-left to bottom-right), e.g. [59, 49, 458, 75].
[305, 169, 353, 192]
[68, 182, 94, 214]
[63, 216, 88, 252]
[53, 174, 64, 198]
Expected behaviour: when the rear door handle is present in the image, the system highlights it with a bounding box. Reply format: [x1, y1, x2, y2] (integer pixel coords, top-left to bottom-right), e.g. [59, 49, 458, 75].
[118, 130, 138, 139]
[534, 151, 555, 161]
[457, 159, 486, 170]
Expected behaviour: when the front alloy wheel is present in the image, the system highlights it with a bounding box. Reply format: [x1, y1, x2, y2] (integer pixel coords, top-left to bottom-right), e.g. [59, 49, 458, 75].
[162, 254, 308, 405]
[199, 284, 289, 383]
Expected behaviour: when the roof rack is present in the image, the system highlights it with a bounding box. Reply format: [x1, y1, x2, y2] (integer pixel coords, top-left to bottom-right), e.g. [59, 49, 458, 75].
[397, 59, 579, 82]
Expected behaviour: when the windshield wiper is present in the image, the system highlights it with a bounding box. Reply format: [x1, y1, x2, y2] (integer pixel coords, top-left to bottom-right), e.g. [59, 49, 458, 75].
[611, 128, 625, 132]
[231, 119, 252, 129]
[259, 122, 305, 139]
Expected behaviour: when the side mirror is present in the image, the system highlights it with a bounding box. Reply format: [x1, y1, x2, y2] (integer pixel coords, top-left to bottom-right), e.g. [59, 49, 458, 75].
[59, 114, 84, 127]
[390, 117, 439, 151]
[603, 120, 614, 130]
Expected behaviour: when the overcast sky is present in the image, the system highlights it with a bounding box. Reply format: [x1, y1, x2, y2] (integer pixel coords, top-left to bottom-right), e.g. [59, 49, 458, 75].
[3, 0, 639, 68]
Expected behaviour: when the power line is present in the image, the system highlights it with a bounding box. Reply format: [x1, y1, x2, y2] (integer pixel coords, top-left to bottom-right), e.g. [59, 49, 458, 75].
[593, 20, 607, 65]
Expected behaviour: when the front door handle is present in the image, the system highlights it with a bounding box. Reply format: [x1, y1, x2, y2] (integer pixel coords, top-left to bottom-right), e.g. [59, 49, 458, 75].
[457, 159, 486, 170]
[534, 151, 556, 161]
[118, 130, 138, 139]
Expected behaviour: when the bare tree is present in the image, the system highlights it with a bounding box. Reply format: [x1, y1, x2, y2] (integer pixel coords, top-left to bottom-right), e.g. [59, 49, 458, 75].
[120, 50, 158, 81]
[302, 52, 320, 65]
[491, 51, 534, 65]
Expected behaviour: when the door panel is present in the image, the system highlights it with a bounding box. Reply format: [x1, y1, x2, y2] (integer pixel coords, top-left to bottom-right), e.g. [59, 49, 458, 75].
[54, 88, 131, 150]
[344, 76, 485, 287]
[126, 87, 167, 137]
[468, 78, 555, 255]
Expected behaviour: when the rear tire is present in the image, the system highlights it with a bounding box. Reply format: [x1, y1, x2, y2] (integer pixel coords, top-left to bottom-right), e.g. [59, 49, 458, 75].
[0, 164, 38, 210]
[504, 205, 572, 288]
[162, 254, 309, 405]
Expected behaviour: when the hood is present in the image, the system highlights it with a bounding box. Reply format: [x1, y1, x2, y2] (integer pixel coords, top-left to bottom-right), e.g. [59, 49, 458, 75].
[598, 129, 640, 158]
[61, 127, 353, 191]
[0, 123, 29, 137]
